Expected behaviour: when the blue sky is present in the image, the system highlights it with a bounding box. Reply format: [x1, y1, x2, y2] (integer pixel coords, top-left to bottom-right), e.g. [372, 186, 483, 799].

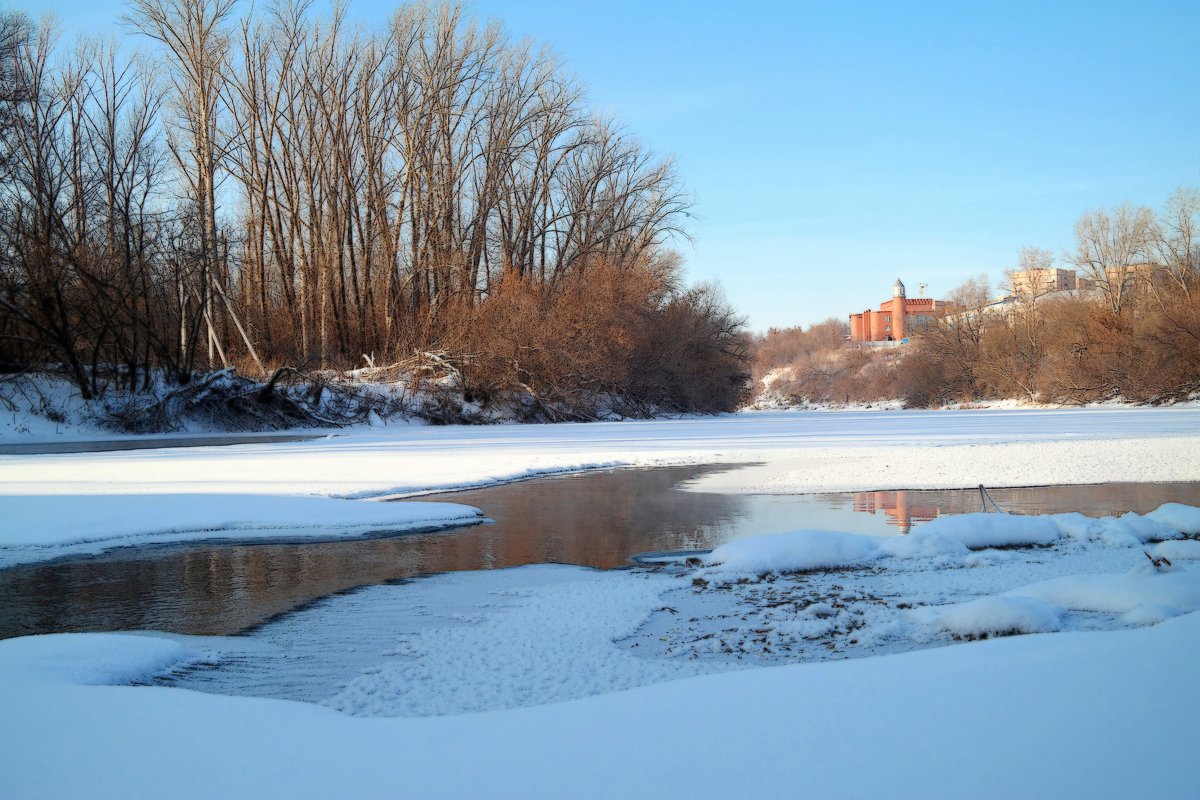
[15, 0, 1200, 330]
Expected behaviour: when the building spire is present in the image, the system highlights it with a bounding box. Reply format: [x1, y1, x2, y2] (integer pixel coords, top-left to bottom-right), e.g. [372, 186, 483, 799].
[893, 278, 906, 298]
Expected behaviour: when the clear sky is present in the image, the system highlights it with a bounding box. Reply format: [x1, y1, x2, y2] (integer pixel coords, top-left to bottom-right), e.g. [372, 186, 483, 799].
[14, 0, 1200, 331]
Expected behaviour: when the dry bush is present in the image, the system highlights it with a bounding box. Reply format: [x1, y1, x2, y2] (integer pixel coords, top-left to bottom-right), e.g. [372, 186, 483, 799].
[1034, 293, 1200, 403]
[751, 319, 905, 406]
[407, 258, 750, 420]
[977, 300, 1047, 402]
[632, 282, 751, 412]
[753, 319, 848, 383]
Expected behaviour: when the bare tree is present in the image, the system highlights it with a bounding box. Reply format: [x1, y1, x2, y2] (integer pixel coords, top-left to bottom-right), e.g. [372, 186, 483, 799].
[127, 0, 237, 372]
[1152, 186, 1199, 299]
[905, 275, 993, 403]
[0, 11, 31, 178]
[1069, 203, 1155, 313]
[1005, 245, 1056, 297]
[1, 0, 742, 417]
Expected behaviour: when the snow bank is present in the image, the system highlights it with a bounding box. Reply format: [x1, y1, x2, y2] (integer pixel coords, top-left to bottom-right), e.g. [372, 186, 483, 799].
[1009, 565, 1200, 616]
[700, 504, 1200, 576]
[703, 529, 882, 574]
[915, 512, 1062, 548]
[0, 494, 483, 566]
[879, 530, 970, 558]
[910, 504, 1194, 552]
[3, 608, 1199, 798]
[0, 632, 200, 686]
[907, 559, 1200, 641]
[1146, 502, 1200, 535]
[1153, 540, 1200, 561]
[925, 595, 1062, 638]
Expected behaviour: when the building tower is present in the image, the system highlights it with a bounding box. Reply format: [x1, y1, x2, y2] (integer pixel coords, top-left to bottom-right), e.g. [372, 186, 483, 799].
[893, 278, 906, 299]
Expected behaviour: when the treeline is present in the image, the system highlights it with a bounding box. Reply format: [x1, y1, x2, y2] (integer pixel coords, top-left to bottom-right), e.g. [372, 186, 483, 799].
[754, 188, 1200, 408]
[0, 2, 749, 419]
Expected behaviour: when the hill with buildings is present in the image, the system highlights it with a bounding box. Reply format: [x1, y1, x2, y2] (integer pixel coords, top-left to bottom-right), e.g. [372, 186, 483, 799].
[751, 189, 1200, 409]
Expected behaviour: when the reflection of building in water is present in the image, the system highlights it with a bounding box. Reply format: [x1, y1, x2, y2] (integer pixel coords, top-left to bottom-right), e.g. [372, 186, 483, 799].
[853, 490, 942, 533]
[853, 486, 1111, 533]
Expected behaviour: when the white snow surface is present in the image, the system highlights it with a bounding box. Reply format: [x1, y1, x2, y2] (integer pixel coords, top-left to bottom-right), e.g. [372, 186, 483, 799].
[916, 511, 1063, 547]
[2, 587, 1199, 798]
[0, 494, 482, 567]
[1009, 565, 1200, 615]
[702, 504, 1197, 576]
[925, 595, 1064, 638]
[325, 566, 719, 717]
[1154, 539, 1200, 561]
[703, 528, 884, 573]
[3, 406, 1200, 796]
[4, 408, 1198, 501]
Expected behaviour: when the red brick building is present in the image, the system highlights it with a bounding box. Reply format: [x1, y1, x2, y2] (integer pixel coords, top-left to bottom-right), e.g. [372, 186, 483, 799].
[849, 279, 947, 342]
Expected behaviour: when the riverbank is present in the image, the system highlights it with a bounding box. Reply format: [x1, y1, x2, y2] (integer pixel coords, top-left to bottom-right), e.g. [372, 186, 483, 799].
[2, 407, 1199, 566]
[3, 514, 1199, 798]
[3, 408, 1199, 797]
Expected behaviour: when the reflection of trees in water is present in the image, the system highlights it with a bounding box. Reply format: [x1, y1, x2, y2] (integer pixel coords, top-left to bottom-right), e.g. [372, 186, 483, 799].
[0, 466, 749, 639]
[446, 465, 749, 569]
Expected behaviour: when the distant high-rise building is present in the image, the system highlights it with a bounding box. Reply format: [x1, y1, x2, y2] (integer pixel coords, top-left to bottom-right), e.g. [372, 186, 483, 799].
[1010, 268, 1077, 296]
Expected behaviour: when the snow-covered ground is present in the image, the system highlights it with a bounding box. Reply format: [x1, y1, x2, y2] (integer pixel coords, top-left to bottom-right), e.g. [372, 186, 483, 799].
[6, 407, 1197, 499]
[2, 407, 1200, 797]
[0, 494, 483, 568]
[146, 505, 1199, 718]
[3, 526, 1199, 798]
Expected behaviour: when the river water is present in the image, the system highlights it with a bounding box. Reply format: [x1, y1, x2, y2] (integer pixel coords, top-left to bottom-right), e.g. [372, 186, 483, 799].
[1, 464, 1197, 639]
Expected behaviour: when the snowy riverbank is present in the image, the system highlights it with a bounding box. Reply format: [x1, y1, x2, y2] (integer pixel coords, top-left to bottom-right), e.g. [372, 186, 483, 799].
[0, 494, 483, 568]
[4, 613, 1197, 799]
[2, 408, 1199, 797]
[3, 504, 1200, 798]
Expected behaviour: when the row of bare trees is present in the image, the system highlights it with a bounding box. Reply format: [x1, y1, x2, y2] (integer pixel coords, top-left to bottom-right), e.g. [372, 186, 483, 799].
[0, 2, 749, 415]
[753, 187, 1200, 408]
[903, 188, 1200, 406]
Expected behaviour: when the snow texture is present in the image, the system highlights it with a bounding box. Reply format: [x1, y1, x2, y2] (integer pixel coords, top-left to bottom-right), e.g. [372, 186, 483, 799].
[1009, 565, 1200, 615]
[324, 566, 717, 717]
[915, 511, 1062, 548]
[701, 504, 1196, 576]
[1146, 502, 1200, 534]
[703, 528, 882, 574]
[2, 597, 1199, 798]
[0, 494, 482, 567]
[924, 595, 1063, 638]
[2, 406, 1200, 797]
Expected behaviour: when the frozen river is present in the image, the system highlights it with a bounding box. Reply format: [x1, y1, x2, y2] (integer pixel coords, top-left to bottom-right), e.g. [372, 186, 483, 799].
[2, 463, 1196, 639]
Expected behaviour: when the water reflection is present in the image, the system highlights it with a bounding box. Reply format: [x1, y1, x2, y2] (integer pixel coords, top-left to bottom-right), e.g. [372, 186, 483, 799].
[0, 465, 749, 638]
[0, 466, 1196, 640]
[848, 484, 1200, 533]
